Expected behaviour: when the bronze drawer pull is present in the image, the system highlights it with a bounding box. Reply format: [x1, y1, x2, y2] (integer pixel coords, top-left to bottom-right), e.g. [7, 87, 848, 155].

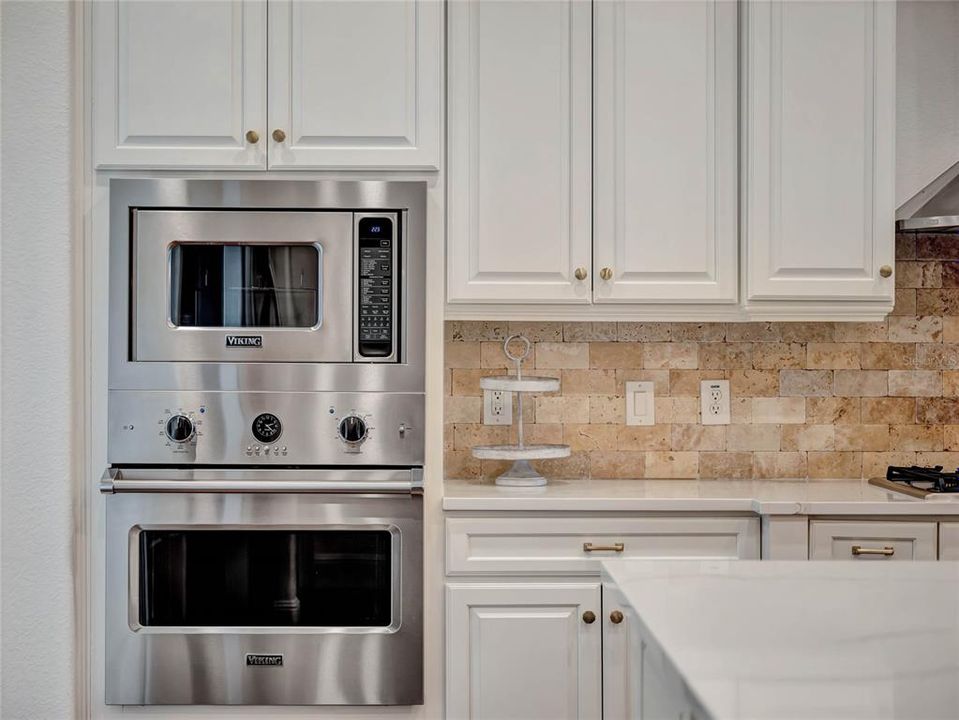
[851, 545, 895, 557]
[583, 542, 625, 553]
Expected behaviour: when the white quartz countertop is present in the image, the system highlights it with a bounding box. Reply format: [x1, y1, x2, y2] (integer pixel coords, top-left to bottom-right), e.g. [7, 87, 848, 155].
[602, 559, 959, 720]
[443, 477, 959, 515]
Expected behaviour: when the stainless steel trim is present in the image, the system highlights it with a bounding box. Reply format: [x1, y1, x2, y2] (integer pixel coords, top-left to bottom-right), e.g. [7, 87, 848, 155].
[897, 215, 959, 232]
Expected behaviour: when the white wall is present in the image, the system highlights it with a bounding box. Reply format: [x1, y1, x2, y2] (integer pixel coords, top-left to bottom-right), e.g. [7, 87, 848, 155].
[896, 0, 959, 207]
[1, 2, 77, 718]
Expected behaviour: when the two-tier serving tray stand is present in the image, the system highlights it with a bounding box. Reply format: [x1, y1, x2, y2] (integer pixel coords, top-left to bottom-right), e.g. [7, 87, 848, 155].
[471, 335, 570, 486]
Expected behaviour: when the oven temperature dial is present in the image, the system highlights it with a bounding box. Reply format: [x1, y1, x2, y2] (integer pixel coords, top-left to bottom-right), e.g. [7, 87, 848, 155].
[165, 414, 195, 443]
[338, 415, 368, 445]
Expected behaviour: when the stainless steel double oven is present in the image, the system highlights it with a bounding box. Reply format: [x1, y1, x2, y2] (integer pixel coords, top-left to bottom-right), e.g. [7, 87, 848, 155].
[104, 180, 425, 706]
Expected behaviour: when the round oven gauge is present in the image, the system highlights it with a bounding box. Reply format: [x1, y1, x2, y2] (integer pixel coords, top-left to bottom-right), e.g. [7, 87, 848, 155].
[252, 413, 282, 444]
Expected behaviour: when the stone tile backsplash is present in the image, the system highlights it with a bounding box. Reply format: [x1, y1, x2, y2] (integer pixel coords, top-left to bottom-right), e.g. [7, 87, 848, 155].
[444, 233, 959, 480]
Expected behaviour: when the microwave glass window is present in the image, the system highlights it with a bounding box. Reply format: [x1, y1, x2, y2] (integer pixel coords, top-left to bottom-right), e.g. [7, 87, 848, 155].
[138, 530, 392, 627]
[169, 244, 320, 328]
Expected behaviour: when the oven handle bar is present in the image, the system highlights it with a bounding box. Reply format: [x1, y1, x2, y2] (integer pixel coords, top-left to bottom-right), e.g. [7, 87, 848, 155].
[100, 467, 423, 495]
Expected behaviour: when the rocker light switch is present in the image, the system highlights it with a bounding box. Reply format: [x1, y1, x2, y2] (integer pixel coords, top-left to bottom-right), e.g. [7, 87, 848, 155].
[625, 381, 655, 426]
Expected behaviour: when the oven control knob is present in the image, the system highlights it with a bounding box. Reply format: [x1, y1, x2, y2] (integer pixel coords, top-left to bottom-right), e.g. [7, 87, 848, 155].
[338, 415, 368, 445]
[165, 414, 195, 443]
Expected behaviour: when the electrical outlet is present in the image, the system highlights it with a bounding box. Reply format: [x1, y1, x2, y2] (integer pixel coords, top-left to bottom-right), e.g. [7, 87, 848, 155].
[700, 380, 730, 425]
[483, 390, 513, 425]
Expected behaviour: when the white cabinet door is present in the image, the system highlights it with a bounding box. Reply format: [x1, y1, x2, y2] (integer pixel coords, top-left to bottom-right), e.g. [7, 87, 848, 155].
[267, 0, 442, 169]
[939, 524, 959, 561]
[593, 0, 738, 303]
[745, 0, 895, 302]
[93, 0, 266, 169]
[447, 0, 592, 304]
[446, 583, 601, 720]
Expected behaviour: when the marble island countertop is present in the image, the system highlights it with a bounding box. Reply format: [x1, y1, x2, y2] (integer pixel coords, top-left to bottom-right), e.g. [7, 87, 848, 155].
[443, 477, 959, 515]
[601, 559, 959, 720]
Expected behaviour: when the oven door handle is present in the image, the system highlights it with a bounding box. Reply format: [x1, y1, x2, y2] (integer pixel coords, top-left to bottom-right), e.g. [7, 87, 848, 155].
[100, 468, 423, 495]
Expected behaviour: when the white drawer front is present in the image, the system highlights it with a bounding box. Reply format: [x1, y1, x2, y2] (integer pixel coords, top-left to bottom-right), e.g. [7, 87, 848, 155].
[809, 521, 937, 561]
[446, 516, 760, 575]
[939, 524, 959, 561]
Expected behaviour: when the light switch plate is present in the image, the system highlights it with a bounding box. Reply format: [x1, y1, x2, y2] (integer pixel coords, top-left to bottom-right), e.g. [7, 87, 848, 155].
[483, 390, 512, 425]
[700, 380, 730, 425]
[625, 381, 655, 426]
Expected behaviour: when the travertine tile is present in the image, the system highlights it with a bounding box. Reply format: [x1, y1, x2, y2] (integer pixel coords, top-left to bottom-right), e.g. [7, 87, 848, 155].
[730, 397, 752, 423]
[833, 370, 887, 397]
[534, 452, 590, 480]
[589, 451, 645, 479]
[481, 341, 518, 368]
[516, 423, 564, 445]
[807, 451, 862, 478]
[896, 233, 917, 260]
[726, 322, 780, 342]
[862, 451, 917, 478]
[887, 315, 944, 343]
[753, 452, 807, 479]
[699, 343, 752, 369]
[833, 321, 888, 342]
[780, 369, 834, 397]
[887, 370, 942, 397]
[727, 424, 781, 451]
[917, 233, 959, 259]
[917, 398, 959, 424]
[643, 343, 699, 369]
[645, 451, 699, 478]
[453, 424, 510, 450]
[564, 424, 620, 452]
[560, 369, 617, 395]
[752, 343, 805, 369]
[589, 342, 643, 369]
[445, 449, 482, 478]
[806, 397, 861, 425]
[916, 451, 959, 469]
[752, 397, 806, 424]
[943, 426, 959, 451]
[782, 424, 835, 451]
[617, 425, 672, 451]
[506, 322, 563, 342]
[891, 289, 918, 316]
[777, 322, 836, 343]
[806, 343, 861, 369]
[671, 322, 727, 342]
[563, 322, 618, 342]
[860, 343, 917, 369]
[916, 344, 959, 369]
[445, 341, 483, 368]
[889, 424, 943, 451]
[699, 452, 752, 479]
[617, 322, 671, 342]
[451, 368, 507, 396]
[917, 289, 959, 315]
[444, 424, 454, 451]
[615, 369, 669, 395]
[942, 262, 959, 288]
[655, 397, 700, 424]
[534, 342, 589, 369]
[445, 396, 482, 423]
[671, 424, 725, 451]
[535, 396, 589, 424]
[728, 369, 779, 397]
[588, 395, 625, 424]
[944, 316, 959, 343]
[944, 370, 959, 396]
[896, 261, 941, 288]
[861, 397, 915, 424]
[446, 321, 509, 341]
[670, 370, 724, 397]
[834, 425, 889, 451]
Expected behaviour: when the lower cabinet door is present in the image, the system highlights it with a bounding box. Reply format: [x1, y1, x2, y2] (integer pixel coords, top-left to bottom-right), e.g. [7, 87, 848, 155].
[446, 583, 602, 720]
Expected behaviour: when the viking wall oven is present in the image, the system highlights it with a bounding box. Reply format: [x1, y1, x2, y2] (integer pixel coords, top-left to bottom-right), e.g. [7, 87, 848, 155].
[104, 180, 426, 706]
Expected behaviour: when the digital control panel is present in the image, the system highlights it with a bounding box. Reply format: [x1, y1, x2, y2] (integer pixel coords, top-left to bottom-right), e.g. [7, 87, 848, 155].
[357, 217, 395, 358]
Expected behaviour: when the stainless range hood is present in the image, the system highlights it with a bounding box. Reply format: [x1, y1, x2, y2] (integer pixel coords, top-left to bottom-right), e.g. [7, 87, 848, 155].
[898, 171, 959, 232]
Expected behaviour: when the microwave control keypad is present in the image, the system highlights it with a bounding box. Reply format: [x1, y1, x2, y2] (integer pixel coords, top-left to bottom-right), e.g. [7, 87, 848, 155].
[358, 217, 394, 357]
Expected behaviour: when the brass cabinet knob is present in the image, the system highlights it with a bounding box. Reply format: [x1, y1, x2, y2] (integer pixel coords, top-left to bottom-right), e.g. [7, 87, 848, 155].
[272, 128, 287, 143]
[574, 267, 587, 281]
[879, 265, 893, 278]
[610, 610, 624, 624]
[582, 610, 596, 624]
[245, 130, 260, 144]
[600, 267, 613, 281]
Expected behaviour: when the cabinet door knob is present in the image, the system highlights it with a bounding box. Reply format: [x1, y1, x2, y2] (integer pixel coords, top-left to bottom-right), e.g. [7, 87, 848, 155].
[879, 265, 893, 278]
[574, 267, 587, 281]
[272, 128, 287, 143]
[245, 130, 260, 144]
[610, 610, 624, 624]
[600, 267, 613, 281]
[582, 610, 596, 624]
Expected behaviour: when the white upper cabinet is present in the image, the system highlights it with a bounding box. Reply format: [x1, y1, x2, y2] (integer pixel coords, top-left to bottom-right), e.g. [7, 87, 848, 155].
[447, 0, 592, 304]
[92, 0, 441, 171]
[744, 0, 896, 303]
[267, 0, 442, 169]
[93, 0, 267, 169]
[593, 0, 738, 304]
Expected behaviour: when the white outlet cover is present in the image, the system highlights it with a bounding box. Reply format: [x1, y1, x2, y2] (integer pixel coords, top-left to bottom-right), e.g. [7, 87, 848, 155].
[625, 381, 655, 426]
[700, 379, 730, 425]
[483, 389, 513, 425]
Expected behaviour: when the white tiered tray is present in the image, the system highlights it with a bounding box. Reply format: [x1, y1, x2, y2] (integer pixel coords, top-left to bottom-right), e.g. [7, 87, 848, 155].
[480, 376, 560, 393]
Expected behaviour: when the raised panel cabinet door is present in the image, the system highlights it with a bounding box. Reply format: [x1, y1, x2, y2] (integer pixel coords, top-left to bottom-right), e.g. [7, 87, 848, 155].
[446, 583, 602, 720]
[745, 0, 896, 302]
[93, 0, 266, 169]
[447, 0, 592, 304]
[267, 0, 442, 169]
[939, 524, 959, 561]
[593, 0, 738, 303]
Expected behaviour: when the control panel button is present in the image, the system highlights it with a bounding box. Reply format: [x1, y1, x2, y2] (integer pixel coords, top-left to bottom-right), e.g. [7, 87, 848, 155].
[357, 216, 394, 358]
[165, 414, 195, 443]
[338, 415, 368, 445]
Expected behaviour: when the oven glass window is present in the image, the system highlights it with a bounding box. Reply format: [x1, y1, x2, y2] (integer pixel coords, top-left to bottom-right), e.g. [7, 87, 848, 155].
[169, 244, 320, 328]
[138, 530, 391, 627]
